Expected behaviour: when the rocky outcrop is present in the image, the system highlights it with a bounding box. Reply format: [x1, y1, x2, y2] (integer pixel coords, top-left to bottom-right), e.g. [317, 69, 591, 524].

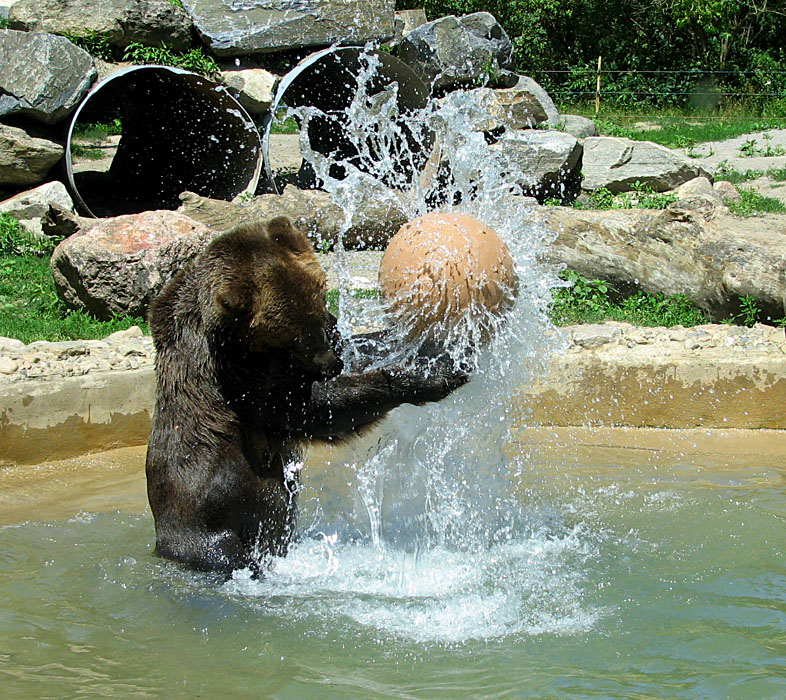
[182, 0, 395, 56]
[582, 136, 712, 193]
[8, 0, 194, 51]
[534, 205, 786, 321]
[50, 211, 213, 320]
[398, 12, 514, 94]
[559, 114, 598, 138]
[489, 131, 582, 202]
[0, 123, 64, 187]
[0, 30, 96, 124]
[508, 75, 560, 126]
[392, 8, 427, 43]
[0, 181, 74, 236]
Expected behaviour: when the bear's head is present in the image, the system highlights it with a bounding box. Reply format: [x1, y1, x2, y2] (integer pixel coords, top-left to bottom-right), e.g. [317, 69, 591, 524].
[199, 217, 342, 379]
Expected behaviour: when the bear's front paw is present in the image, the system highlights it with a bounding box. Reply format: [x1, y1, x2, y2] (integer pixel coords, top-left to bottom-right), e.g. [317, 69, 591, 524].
[385, 359, 469, 404]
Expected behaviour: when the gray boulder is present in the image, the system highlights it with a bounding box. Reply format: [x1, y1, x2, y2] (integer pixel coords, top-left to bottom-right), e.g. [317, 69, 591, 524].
[440, 86, 548, 131]
[559, 114, 598, 139]
[393, 8, 427, 44]
[534, 205, 786, 322]
[0, 181, 74, 236]
[489, 130, 582, 202]
[51, 210, 214, 320]
[398, 12, 514, 94]
[179, 184, 408, 250]
[674, 176, 726, 220]
[8, 0, 194, 51]
[181, 0, 395, 56]
[219, 67, 278, 116]
[508, 75, 560, 126]
[0, 30, 96, 124]
[0, 123, 64, 187]
[582, 136, 712, 193]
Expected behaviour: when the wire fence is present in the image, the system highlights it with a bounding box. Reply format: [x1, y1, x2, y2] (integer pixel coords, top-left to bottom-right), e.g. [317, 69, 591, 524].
[528, 63, 786, 119]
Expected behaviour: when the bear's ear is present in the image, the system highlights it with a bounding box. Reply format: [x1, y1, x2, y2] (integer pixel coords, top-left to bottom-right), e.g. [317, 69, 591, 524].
[266, 217, 311, 254]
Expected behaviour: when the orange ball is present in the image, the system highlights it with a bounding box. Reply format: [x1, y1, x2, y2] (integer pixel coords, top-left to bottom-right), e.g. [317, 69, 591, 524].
[378, 212, 517, 341]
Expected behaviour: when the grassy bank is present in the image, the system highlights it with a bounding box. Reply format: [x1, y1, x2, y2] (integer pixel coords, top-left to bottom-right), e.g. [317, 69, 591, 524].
[0, 214, 146, 344]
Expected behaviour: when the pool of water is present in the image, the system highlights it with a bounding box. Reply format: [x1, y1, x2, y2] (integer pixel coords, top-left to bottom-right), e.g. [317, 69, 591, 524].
[1, 436, 784, 700]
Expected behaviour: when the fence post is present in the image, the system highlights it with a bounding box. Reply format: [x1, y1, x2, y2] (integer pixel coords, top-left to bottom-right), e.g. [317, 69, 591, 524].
[595, 55, 602, 115]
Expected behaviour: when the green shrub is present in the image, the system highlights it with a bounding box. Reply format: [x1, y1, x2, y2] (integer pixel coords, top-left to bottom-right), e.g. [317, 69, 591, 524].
[123, 42, 220, 78]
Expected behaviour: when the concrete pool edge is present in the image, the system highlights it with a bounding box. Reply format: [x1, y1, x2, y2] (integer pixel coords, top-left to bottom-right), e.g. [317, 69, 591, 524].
[2, 322, 785, 466]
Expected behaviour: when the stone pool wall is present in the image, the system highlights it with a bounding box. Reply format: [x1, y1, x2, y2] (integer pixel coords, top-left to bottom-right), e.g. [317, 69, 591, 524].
[2, 322, 784, 465]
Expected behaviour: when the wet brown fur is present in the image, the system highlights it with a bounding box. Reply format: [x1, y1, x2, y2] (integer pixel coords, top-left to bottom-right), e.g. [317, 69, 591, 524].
[145, 217, 466, 575]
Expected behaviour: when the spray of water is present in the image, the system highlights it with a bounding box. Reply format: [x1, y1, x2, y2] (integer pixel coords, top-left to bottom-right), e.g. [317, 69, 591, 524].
[224, 50, 603, 642]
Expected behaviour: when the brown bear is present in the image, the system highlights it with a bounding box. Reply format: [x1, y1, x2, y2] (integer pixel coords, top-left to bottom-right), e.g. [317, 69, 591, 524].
[145, 216, 466, 575]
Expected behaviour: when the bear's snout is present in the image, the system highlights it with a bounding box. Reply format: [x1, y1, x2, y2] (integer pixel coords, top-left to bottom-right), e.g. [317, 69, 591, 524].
[291, 324, 344, 378]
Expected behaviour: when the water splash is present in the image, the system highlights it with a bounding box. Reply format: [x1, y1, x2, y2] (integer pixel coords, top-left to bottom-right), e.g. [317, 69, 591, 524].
[226, 49, 598, 642]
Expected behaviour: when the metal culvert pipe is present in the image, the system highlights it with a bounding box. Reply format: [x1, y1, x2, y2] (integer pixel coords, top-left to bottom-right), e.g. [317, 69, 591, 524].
[66, 65, 262, 217]
[261, 47, 431, 193]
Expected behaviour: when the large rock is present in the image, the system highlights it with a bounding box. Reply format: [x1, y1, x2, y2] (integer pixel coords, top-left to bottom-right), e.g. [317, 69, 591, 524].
[0, 123, 64, 187]
[488, 131, 582, 202]
[393, 8, 427, 43]
[219, 67, 278, 116]
[533, 205, 786, 322]
[508, 75, 560, 126]
[8, 0, 193, 51]
[398, 12, 514, 94]
[440, 86, 548, 131]
[179, 184, 408, 250]
[582, 136, 712, 193]
[0, 30, 96, 124]
[51, 211, 213, 320]
[181, 0, 395, 56]
[0, 181, 74, 237]
[559, 114, 598, 139]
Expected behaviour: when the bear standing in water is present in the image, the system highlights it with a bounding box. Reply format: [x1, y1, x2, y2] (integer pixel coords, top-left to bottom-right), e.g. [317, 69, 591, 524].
[145, 217, 466, 575]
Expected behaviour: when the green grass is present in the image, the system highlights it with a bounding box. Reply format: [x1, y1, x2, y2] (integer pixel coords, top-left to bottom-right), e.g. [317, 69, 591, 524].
[70, 144, 107, 160]
[567, 182, 677, 210]
[0, 214, 147, 344]
[549, 271, 710, 327]
[713, 162, 786, 185]
[73, 119, 122, 140]
[326, 288, 379, 316]
[270, 115, 299, 135]
[587, 112, 785, 149]
[724, 189, 786, 217]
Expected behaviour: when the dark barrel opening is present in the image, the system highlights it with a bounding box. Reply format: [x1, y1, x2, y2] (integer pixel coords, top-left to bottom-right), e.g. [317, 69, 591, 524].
[262, 47, 431, 193]
[66, 66, 262, 217]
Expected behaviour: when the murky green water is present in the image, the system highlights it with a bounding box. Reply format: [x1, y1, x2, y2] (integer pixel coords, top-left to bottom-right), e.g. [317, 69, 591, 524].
[1, 443, 784, 700]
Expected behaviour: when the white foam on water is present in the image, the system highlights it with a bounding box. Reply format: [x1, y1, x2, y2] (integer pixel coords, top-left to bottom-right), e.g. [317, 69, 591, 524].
[225, 524, 603, 643]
